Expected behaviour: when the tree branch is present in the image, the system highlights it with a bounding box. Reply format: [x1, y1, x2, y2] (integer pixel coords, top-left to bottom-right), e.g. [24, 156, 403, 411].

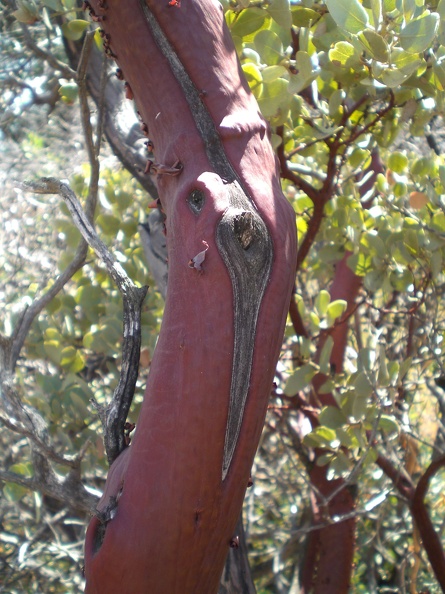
[411, 454, 445, 589]
[20, 23, 76, 80]
[17, 177, 148, 464]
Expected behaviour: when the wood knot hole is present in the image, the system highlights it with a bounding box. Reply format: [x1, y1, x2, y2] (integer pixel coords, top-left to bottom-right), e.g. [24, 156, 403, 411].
[187, 189, 205, 214]
[233, 211, 255, 250]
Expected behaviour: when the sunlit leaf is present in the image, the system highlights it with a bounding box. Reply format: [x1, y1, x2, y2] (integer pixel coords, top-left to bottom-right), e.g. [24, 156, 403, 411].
[230, 8, 267, 38]
[284, 362, 318, 394]
[267, 0, 291, 29]
[61, 19, 90, 41]
[399, 12, 439, 54]
[325, 0, 369, 34]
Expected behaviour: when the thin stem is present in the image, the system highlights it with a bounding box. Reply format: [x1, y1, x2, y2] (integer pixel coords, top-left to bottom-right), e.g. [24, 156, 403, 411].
[17, 178, 148, 464]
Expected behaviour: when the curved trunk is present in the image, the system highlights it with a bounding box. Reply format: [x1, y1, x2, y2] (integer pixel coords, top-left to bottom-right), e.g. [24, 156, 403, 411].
[83, 1, 296, 592]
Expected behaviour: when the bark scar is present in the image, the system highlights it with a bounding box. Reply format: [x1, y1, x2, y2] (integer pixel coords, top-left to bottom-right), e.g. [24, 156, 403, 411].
[138, 0, 273, 480]
[217, 194, 273, 480]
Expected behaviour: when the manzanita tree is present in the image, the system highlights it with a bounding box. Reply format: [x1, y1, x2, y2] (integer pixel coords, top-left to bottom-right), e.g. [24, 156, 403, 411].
[80, 0, 296, 591]
[4, 0, 445, 591]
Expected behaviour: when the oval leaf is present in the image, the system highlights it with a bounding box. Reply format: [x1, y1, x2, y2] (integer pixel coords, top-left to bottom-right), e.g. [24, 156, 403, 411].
[284, 362, 318, 394]
[399, 12, 439, 54]
[325, 0, 369, 34]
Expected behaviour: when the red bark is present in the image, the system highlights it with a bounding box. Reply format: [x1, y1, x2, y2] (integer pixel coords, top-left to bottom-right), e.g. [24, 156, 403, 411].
[302, 154, 383, 593]
[83, 1, 296, 592]
[302, 255, 361, 594]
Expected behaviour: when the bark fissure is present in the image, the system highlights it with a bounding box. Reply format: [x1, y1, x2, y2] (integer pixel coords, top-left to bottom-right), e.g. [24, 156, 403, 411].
[138, 0, 235, 181]
[217, 197, 273, 479]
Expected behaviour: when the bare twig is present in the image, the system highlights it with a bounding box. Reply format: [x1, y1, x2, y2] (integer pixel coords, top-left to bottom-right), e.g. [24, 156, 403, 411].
[8, 241, 88, 371]
[77, 31, 100, 212]
[17, 177, 148, 464]
[8, 33, 103, 371]
[0, 467, 97, 514]
[20, 23, 76, 80]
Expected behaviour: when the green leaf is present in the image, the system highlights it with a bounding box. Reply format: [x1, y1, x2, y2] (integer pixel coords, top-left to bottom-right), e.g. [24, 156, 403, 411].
[4, 463, 33, 502]
[387, 151, 408, 173]
[61, 19, 90, 41]
[411, 156, 434, 177]
[352, 395, 368, 421]
[291, 6, 319, 27]
[319, 336, 334, 374]
[261, 65, 287, 83]
[76, 284, 104, 319]
[399, 12, 439, 54]
[295, 51, 314, 79]
[354, 371, 373, 398]
[378, 414, 399, 437]
[329, 89, 345, 117]
[358, 30, 389, 62]
[327, 451, 352, 479]
[241, 48, 262, 65]
[69, 351, 85, 373]
[401, 0, 416, 21]
[288, 65, 316, 95]
[329, 41, 356, 66]
[94, 26, 104, 50]
[230, 8, 267, 38]
[380, 67, 411, 88]
[254, 29, 283, 65]
[44, 340, 61, 365]
[58, 82, 78, 104]
[348, 252, 372, 276]
[348, 147, 370, 169]
[369, 0, 382, 28]
[69, 391, 90, 420]
[267, 0, 292, 30]
[12, 0, 40, 24]
[42, 0, 61, 9]
[258, 77, 289, 118]
[60, 346, 76, 367]
[319, 405, 347, 429]
[309, 311, 320, 332]
[398, 356, 412, 382]
[326, 299, 347, 322]
[42, 6, 53, 29]
[336, 427, 357, 448]
[242, 62, 263, 97]
[97, 213, 120, 236]
[325, 0, 369, 34]
[284, 362, 318, 394]
[315, 426, 338, 444]
[315, 290, 331, 316]
[304, 431, 328, 448]
[316, 452, 335, 466]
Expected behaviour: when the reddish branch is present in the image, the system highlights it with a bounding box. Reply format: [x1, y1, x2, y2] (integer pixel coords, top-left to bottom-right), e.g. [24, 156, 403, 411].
[299, 152, 383, 593]
[377, 453, 445, 590]
[301, 255, 362, 593]
[83, 1, 296, 593]
[289, 293, 308, 338]
[276, 127, 328, 275]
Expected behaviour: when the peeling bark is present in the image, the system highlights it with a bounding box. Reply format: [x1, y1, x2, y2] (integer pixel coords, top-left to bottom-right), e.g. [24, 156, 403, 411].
[83, 1, 296, 592]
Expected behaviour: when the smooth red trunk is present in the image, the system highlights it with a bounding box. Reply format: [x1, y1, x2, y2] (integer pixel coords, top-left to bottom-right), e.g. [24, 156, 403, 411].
[83, 1, 296, 592]
[302, 256, 360, 593]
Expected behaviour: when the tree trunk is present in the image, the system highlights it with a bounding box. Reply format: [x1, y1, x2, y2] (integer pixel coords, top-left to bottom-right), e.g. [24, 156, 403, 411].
[83, 1, 296, 592]
[300, 155, 382, 593]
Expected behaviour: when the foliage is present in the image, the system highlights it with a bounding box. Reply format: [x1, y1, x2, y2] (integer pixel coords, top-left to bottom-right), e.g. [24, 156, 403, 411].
[2, 0, 445, 591]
